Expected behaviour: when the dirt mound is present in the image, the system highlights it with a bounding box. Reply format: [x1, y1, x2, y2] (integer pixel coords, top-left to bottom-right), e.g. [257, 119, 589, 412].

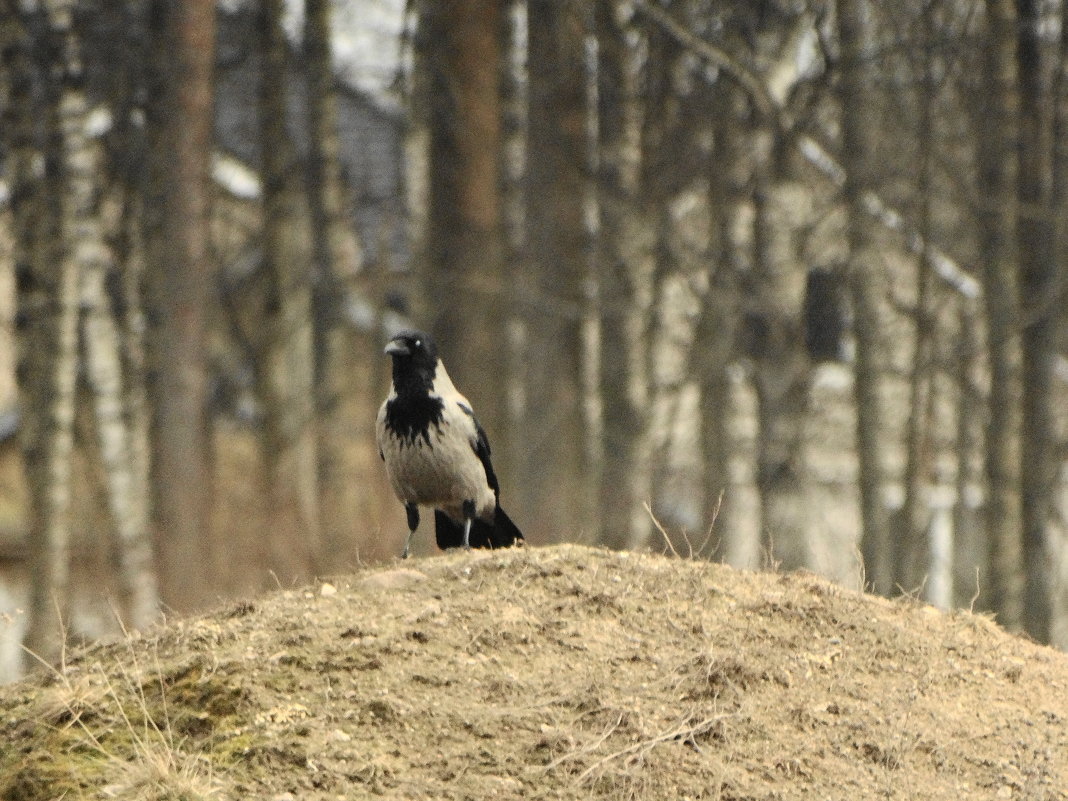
[1, 545, 1066, 800]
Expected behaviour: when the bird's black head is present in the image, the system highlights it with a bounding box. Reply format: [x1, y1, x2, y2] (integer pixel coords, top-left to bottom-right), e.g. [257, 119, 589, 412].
[385, 329, 439, 394]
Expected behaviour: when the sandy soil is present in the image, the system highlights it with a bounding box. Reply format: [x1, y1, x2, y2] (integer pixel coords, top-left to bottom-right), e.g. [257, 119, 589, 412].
[1, 544, 1066, 800]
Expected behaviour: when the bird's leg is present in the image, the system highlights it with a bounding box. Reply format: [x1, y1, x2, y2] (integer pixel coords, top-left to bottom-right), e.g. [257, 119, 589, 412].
[461, 500, 475, 550]
[403, 503, 419, 559]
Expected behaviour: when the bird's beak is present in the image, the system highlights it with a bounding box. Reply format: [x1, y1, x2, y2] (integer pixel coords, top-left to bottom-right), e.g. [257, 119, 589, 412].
[385, 339, 409, 356]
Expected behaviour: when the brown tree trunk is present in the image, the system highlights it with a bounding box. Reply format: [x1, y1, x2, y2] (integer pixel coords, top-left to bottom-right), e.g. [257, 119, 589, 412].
[142, 0, 216, 612]
[837, 0, 892, 595]
[420, 0, 509, 456]
[520, 0, 590, 541]
[978, 0, 1023, 628]
[258, 0, 321, 581]
[1014, 0, 1055, 643]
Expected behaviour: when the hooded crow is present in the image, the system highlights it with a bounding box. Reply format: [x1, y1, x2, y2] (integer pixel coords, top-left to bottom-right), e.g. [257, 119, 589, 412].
[376, 329, 524, 558]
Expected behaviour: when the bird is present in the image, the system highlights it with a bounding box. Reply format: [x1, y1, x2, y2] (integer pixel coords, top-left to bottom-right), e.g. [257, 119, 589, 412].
[376, 329, 524, 558]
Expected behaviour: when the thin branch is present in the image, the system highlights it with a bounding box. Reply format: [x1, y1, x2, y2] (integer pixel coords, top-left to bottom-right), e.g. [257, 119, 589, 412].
[632, 0, 780, 124]
[645, 501, 680, 559]
[575, 712, 730, 783]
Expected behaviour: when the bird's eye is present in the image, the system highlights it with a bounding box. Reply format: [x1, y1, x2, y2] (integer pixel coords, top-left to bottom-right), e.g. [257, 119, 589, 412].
[414, 339, 422, 347]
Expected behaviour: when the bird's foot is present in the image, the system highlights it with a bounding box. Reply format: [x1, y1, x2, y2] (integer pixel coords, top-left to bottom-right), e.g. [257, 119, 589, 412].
[402, 505, 418, 559]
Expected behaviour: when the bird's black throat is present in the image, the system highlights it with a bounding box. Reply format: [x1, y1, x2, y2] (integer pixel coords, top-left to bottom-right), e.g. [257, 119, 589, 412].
[385, 393, 445, 447]
[386, 360, 445, 447]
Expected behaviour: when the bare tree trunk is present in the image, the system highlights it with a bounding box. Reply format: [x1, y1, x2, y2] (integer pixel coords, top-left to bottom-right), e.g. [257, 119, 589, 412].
[499, 0, 527, 493]
[897, 14, 937, 596]
[303, 0, 366, 567]
[979, 0, 1023, 628]
[18, 1, 82, 664]
[259, 0, 321, 580]
[1014, 0, 1055, 643]
[952, 303, 986, 609]
[82, 258, 159, 629]
[404, 1, 431, 314]
[60, 29, 159, 629]
[750, 150, 813, 572]
[694, 85, 746, 560]
[837, 0, 892, 595]
[521, 0, 590, 541]
[113, 183, 155, 624]
[1051, 0, 1068, 647]
[421, 0, 509, 446]
[633, 19, 687, 552]
[595, 0, 647, 549]
[97, 0, 154, 602]
[143, 0, 216, 612]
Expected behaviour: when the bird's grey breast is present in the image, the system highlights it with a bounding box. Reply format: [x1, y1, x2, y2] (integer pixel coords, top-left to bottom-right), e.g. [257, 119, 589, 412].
[379, 395, 493, 514]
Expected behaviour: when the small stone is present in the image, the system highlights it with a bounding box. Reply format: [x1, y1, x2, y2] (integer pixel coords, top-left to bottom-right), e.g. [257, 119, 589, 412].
[320, 582, 338, 597]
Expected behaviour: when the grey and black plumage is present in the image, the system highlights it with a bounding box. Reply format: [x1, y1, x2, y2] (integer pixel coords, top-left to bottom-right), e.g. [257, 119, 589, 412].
[376, 330, 524, 558]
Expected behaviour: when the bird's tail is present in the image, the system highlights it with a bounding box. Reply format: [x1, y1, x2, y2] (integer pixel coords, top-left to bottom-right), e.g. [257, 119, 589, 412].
[433, 506, 524, 551]
[491, 505, 524, 548]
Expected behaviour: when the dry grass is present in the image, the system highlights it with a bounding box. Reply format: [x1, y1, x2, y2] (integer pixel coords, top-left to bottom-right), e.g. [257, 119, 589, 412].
[12, 641, 229, 800]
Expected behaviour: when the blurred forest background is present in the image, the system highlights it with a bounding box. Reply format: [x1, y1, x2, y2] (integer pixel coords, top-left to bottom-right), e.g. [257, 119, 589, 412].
[0, 0, 1067, 680]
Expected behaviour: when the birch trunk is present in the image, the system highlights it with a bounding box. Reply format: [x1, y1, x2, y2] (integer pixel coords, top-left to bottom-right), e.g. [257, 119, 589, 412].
[632, 21, 684, 552]
[19, 0, 82, 664]
[117, 198, 154, 619]
[82, 261, 159, 629]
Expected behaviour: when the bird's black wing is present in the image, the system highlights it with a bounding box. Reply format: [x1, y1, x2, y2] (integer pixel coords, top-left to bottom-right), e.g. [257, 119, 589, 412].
[457, 401, 500, 496]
